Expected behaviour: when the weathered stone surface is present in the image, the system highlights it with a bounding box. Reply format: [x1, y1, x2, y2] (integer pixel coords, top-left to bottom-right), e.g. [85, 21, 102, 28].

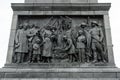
[2, 0, 120, 79]
[0, 68, 120, 78]
[5, 1, 114, 67]
[25, 0, 98, 3]
[8, 30, 16, 47]
[0, 78, 119, 80]
[11, 3, 111, 11]
[117, 73, 120, 78]
[6, 47, 14, 64]
[93, 72, 116, 78]
[103, 14, 115, 66]
[10, 14, 18, 30]
[13, 11, 108, 15]
[0, 73, 5, 78]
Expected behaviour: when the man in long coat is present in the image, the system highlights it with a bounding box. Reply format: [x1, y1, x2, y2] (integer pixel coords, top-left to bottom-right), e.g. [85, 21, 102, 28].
[14, 24, 29, 63]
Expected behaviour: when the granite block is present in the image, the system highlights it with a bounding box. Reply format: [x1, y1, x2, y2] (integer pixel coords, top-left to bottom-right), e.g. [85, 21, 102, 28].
[8, 30, 16, 47]
[69, 72, 93, 78]
[93, 72, 116, 78]
[117, 72, 120, 78]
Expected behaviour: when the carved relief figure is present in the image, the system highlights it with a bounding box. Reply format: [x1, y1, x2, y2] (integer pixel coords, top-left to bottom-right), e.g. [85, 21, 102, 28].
[76, 30, 86, 63]
[79, 22, 92, 62]
[42, 34, 52, 63]
[13, 16, 107, 64]
[62, 35, 76, 62]
[31, 32, 43, 63]
[27, 24, 40, 62]
[50, 27, 58, 49]
[14, 24, 29, 63]
[27, 24, 34, 63]
[89, 21, 106, 63]
[32, 38, 41, 63]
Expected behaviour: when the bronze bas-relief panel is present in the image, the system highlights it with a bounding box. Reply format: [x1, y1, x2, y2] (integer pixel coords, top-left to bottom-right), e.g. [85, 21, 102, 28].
[12, 15, 108, 67]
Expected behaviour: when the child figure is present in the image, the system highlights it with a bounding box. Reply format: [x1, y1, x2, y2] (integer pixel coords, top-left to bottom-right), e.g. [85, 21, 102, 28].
[76, 30, 86, 63]
[32, 39, 41, 63]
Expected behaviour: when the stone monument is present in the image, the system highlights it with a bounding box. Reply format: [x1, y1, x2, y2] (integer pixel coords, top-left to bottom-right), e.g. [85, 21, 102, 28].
[0, 0, 120, 80]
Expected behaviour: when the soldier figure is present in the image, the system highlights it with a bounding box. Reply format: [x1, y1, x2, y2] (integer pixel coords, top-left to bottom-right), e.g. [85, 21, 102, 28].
[80, 22, 92, 62]
[76, 30, 86, 63]
[89, 21, 105, 63]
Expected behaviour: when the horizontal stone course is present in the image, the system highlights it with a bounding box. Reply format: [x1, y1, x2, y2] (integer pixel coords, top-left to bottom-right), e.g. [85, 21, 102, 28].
[25, 0, 98, 3]
[11, 3, 111, 11]
[0, 78, 120, 80]
[0, 68, 120, 78]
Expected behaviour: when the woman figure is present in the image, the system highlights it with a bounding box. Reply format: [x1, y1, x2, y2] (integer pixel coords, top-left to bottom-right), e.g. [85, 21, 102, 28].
[42, 34, 52, 63]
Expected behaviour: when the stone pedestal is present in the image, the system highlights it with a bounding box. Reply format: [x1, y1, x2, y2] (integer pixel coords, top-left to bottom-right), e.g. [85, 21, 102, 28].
[6, 2, 115, 66]
[0, 0, 120, 80]
[0, 67, 120, 79]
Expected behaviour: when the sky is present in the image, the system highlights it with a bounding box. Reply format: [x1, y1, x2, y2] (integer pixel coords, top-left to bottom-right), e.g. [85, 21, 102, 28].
[0, 0, 120, 68]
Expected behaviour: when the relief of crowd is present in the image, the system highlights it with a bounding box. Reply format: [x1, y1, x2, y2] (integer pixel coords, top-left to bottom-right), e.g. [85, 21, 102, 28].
[13, 17, 107, 64]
